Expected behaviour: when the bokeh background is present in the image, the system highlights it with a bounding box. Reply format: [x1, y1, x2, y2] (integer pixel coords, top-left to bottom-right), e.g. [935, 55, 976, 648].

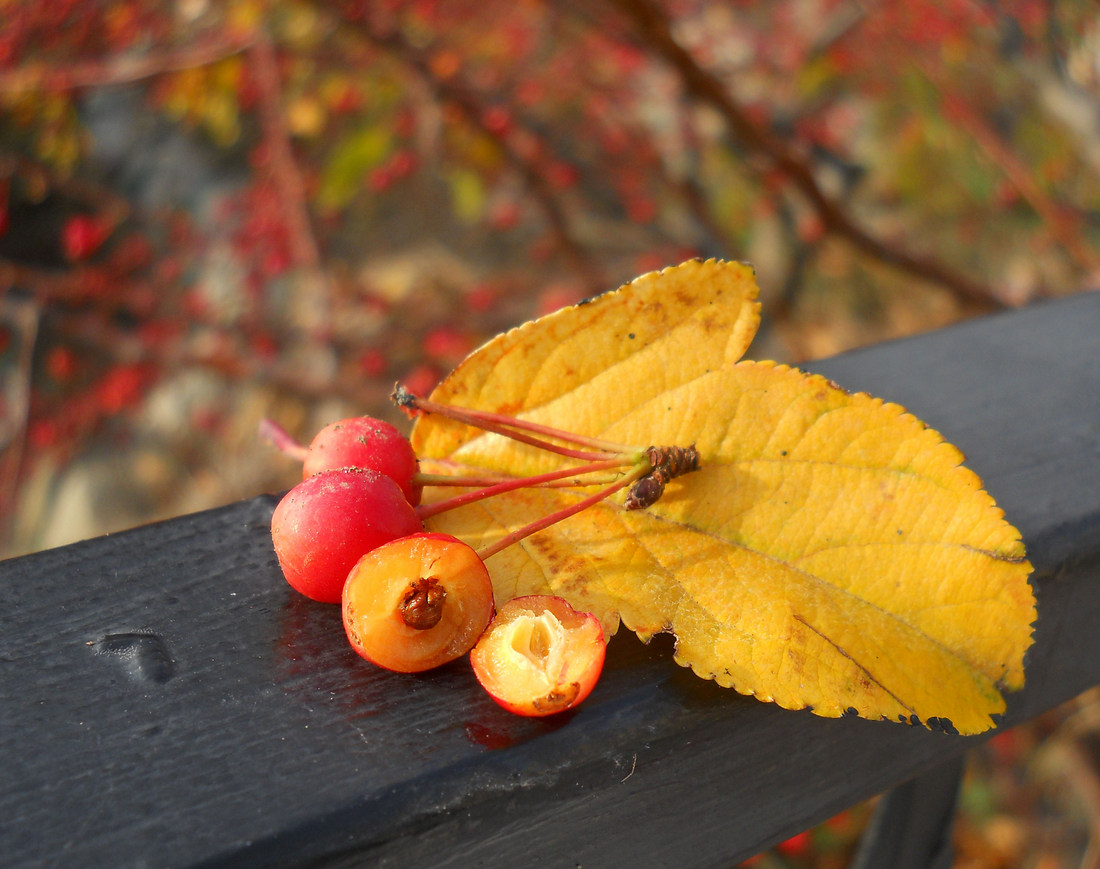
[2, 1, 1099, 866]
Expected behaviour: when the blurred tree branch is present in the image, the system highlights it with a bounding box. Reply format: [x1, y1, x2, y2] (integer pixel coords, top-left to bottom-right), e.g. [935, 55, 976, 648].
[609, 0, 1005, 312]
[925, 66, 1100, 276]
[250, 31, 332, 329]
[0, 33, 253, 95]
[355, 16, 609, 294]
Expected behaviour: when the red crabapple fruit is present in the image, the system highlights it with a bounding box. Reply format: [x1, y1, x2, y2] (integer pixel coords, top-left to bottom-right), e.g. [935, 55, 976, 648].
[301, 416, 422, 505]
[271, 467, 422, 604]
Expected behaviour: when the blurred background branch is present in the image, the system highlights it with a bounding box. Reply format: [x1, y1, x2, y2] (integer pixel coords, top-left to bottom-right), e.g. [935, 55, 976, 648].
[609, 0, 1008, 310]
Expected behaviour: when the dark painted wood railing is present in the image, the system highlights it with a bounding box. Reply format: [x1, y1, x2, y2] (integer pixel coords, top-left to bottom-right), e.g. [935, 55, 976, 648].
[3, 291, 1099, 868]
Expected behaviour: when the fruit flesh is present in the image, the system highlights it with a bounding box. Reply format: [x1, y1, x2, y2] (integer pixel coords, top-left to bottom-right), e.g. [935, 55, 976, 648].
[471, 595, 606, 716]
[503, 611, 569, 694]
[343, 533, 494, 673]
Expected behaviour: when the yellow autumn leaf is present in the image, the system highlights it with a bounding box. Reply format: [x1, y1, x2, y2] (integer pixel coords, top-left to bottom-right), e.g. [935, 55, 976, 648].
[410, 259, 1035, 735]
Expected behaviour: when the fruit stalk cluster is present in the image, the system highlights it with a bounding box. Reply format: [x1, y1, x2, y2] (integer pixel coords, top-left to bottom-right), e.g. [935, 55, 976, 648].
[264, 388, 699, 716]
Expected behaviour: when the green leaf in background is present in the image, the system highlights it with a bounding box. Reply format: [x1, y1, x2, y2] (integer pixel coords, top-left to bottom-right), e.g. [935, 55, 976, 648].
[448, 168, 487, 223]
[318, 124, 393, 211]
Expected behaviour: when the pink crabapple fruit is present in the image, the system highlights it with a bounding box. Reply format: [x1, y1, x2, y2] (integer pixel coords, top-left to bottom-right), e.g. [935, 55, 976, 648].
[271, 467, 422, 604]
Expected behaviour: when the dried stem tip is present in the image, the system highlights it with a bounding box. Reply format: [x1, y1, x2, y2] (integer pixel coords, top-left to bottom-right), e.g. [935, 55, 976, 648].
[392, 383, 419, 414]
[624, 444, 700, 510]
[400, 577, 447, 630]
[649, 444, 700, 478]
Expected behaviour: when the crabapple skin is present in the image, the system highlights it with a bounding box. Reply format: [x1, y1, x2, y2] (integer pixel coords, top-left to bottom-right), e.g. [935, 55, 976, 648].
[302, 416, 422, 505]
[470, 595, 606, 717]
[342, 533, 495, 673]
[271, 467, 422, 604]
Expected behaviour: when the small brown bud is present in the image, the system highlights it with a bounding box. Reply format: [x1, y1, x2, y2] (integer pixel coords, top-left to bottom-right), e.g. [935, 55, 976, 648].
[625, 444, 700, 510]
[647, 444, 700, 479]
[625, 474, 665, 510]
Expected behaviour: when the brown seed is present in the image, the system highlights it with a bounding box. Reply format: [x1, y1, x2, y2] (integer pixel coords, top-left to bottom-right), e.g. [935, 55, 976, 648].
[399, 577, 447, 630]
[533, 682, 581, 714]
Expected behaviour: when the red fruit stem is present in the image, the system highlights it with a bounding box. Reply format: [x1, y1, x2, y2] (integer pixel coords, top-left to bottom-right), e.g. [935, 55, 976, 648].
[475, 463, 650, 561]
[258, 418, 309, 462]
[394, 386, 642, 462]
[414, 467, 627, 489]
[415, 457, 636, 521]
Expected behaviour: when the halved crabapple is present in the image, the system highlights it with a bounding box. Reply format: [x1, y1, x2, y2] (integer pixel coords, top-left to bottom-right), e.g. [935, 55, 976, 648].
[342, 533, 495, 673]
[470, 595, 606, 717]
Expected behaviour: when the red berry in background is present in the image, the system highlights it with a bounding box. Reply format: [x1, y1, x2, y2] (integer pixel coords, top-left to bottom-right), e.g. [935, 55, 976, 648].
[388, 149, 418, 179]
[95, 364, 149, 413]
[271, 468, 423, 604]
[302, 416, 422, 505]
[422, 326, 472, 364]
[108, 233, 155, 271]
[0, 203, 9, 238]
[481, 105, 513, 137]
[489, 200, 521, 231]
[536, 282, 584, 316]
[357, 348, 388, 378]
[471, 595, 606, 717]
[775, 830, 812, 857]
[46, 346, 77, 381]
[626, 195, 657, 224]
[545, 161, 580, 190]
[61, 214, 109, 261]
[368, 165, 393, 193]
[342, 533, 495, 673]
[401, 363, 441, 399]
[465, 283, 499, 312]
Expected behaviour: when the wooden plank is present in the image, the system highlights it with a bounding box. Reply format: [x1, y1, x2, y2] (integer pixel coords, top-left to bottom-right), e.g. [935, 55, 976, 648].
[849, 755, 965, 869]
[2, 292, 1099, 868]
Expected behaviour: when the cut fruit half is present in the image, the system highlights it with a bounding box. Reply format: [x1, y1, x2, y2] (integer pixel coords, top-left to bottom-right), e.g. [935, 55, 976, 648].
[471, 595, 606, 716]
[343, 533, 494, 673]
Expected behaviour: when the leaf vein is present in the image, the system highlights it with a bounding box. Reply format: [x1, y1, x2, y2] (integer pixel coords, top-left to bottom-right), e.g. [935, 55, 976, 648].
[627, 503, 993, 681]
[792, 614, 917, 718]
